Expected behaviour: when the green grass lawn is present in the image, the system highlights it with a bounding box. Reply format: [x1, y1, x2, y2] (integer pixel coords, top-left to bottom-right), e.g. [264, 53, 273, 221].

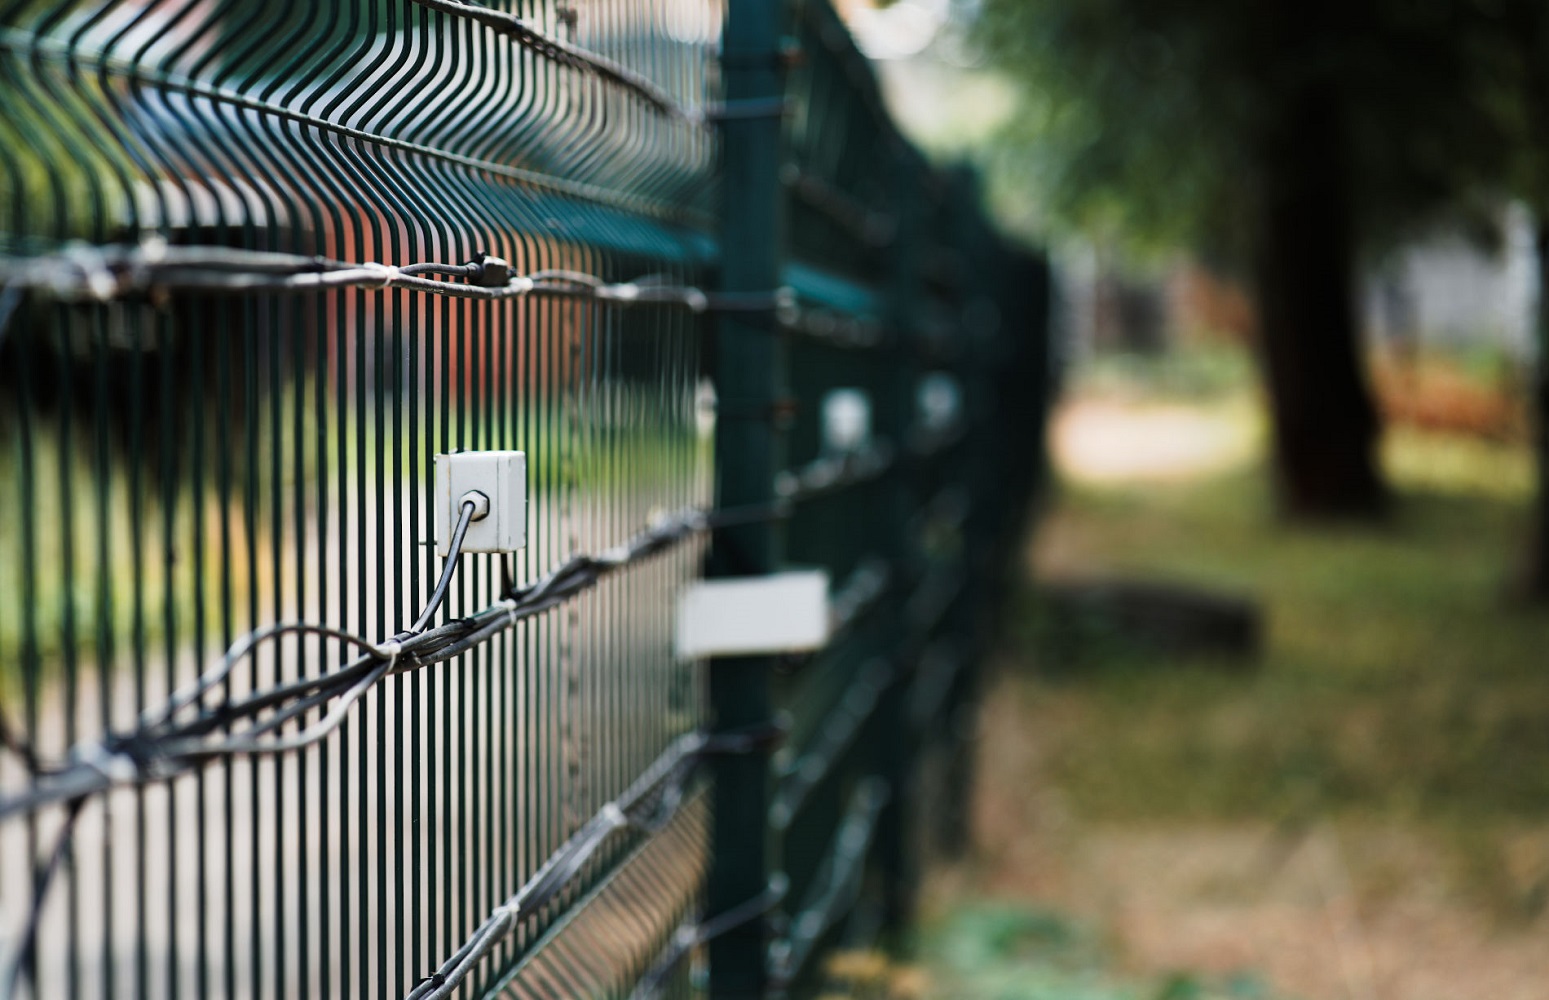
[917, 904, 1284, 1000]
[1012, 366, 1549, 917]
[892, 352, 1549, 1000]
[913, 354, 1549, 999]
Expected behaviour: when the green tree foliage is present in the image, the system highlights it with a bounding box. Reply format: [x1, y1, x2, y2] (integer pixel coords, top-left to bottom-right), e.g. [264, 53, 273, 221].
[974, 0, 1515, 517]
[976, 0, 1508, 254]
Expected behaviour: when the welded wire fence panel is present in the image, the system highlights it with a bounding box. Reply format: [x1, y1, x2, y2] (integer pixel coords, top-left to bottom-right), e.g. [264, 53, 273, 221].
[756, 2, 1052, 993]
[0, 1, 1050, 999]
[0, 1, 719, 998]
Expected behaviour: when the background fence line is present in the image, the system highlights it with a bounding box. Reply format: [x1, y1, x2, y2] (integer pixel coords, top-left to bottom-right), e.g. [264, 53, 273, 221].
[0, 0, 1051, 997]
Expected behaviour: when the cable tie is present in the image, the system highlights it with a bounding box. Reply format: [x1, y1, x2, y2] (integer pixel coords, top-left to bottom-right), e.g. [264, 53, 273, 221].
[57, 243, 115, 301]
[601, 282, 640, 302]
[600, 801, 628, 829]
[73, 744, 138, 785]
[365, 263, 400, 288]
[471, 254, 510, 288]
[510, 276, 535, 294]
[138, 235, 169, 265]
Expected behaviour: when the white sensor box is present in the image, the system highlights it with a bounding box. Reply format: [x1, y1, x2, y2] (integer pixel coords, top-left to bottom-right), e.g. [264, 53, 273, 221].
[434, 451, 527, 555]
[676, 570, 830, 659]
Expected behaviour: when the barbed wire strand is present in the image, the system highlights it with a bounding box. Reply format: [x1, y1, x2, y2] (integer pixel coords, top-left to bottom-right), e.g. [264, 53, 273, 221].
[0, 500, 479, 1000]
[136, 499, 477, 737]
[0, 445, 894, 822]
[627, 874, 791, 1000]
[0, 446, 898, 998]
[405, 731, 708, 1000]
[0, 243, 716, 311]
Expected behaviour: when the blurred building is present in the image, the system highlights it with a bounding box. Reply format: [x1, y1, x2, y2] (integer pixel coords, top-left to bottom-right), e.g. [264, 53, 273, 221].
[1363, 205, 1538, 361]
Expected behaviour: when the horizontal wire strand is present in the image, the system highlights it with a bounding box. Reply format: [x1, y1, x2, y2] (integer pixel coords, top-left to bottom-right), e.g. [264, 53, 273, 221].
[0, 462, 873, 823]
[0, 242, 716, 311]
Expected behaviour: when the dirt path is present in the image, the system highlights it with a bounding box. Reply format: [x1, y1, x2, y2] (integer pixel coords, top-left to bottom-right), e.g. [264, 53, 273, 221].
[1049, 397, 1259, 484]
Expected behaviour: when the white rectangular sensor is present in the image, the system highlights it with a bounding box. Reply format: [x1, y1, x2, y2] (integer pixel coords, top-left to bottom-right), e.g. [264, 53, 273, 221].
[435, 451, 527, 555]
[676, 570, 830, 659]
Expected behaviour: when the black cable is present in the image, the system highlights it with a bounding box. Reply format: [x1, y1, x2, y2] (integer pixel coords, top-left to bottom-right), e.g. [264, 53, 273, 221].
[0, 483, 885, 998]
[0, 483, 883, 826]
[0, 503, 767, 821]
[406, 730, 717, 1000]
[407, 497, 479, 635]
[768, 779, 891, 990]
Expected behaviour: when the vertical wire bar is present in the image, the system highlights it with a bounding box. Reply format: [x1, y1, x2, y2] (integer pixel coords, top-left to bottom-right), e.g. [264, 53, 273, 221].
[14, 301, 40, 997]
[346, 278, 362, 1000]
[333, 278, 353, 1000]
[289, 293, 309, 1000]
[315, 285, 329, 1000]
[208, 296, 227, 1000]
[128, 306, 149, 1000]
[476, 264, 492, 997]
[155, 308, 180, 1000]
[372, 226, 387, 1000]
[245, 292, 262, 1000]
[437, 230, 452, 985]
[474, 191, 493, 985]
[269, 294, 286, 997]
[92, 308, 115, 1000]
[494, 238, 511, 987]
[405, 221, 424, 1000]
[455, 284, 469, 987]
[53, 303, 80, 1000]
[519, 286, 535, 968]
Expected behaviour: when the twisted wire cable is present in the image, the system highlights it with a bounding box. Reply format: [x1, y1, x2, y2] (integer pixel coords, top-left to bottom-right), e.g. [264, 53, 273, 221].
[0, 242, 716, 311]
[626, 874, 790, 1000]
[0, 441, 889, 823]
[767, 778, 891, 990]
[404, 730, 707, 1000]
[408, 721, 782, 1000]
[0, 431, 903, 998]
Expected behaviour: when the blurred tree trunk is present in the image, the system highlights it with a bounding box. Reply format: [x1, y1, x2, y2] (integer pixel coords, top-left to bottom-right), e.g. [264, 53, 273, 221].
[1251, 88, 1387, 518]
[1524, 221, 1549, 598]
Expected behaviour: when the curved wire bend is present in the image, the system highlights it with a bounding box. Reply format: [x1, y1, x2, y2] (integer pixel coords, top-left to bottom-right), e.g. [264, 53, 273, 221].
[404, 0, 705, 124]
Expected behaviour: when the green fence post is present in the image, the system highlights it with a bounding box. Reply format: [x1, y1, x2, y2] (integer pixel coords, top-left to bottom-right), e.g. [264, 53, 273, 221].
[709, 1, 788, 997]
[939, 166, 997, 860]
[874, 142, 926, 938]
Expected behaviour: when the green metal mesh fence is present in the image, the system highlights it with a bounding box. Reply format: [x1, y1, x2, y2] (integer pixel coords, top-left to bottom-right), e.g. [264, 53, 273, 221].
[0, 1, 1050, 997]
